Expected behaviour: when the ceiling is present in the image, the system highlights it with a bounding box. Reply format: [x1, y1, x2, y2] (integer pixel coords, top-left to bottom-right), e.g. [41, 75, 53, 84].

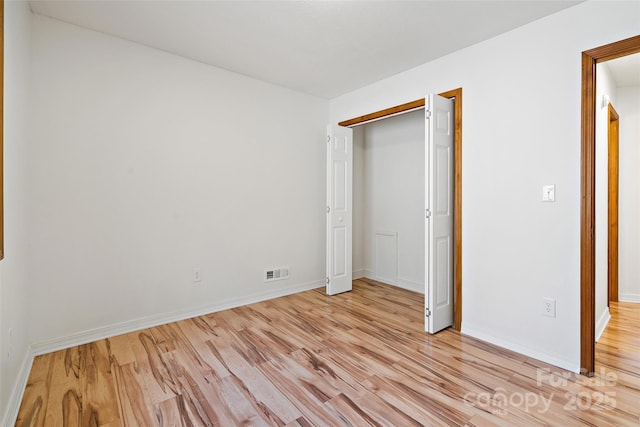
[29, 0, 583, 99]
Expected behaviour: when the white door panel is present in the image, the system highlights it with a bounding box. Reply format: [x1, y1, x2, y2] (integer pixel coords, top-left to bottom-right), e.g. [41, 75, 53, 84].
[327, 125, 353, 295]
[426, 94, 454, 333]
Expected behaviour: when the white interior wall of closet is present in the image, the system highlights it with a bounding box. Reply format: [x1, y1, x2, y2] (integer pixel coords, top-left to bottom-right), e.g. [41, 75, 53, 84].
[352, 109, 425, 293]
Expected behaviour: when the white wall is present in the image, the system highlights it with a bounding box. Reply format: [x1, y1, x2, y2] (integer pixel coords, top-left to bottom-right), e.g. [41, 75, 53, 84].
[353, 127, 365, 277]
[1, 1, 33, 424]
[27, 15, 328, 347]
[330, 0, 640, 371]
[353, 110, 425, 292]
[617, 85, 640, 302]
[594, 62, 617, 339]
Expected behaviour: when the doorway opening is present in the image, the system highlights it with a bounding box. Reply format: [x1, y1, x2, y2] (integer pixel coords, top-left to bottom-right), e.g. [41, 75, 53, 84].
[338, 88, 462, 330]
[580, 35, 640, 375]
[352, 109, 425, 296]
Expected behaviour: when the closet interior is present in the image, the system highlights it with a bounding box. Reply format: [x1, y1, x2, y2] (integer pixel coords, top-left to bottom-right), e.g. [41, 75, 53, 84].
[352, 109, 426, 294]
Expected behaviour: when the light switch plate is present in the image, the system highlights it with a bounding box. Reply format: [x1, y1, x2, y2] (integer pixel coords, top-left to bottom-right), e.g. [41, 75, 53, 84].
[542, 184, 555, 202]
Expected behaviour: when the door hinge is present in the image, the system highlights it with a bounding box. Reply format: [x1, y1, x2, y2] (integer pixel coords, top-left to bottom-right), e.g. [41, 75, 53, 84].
[327, 135, 331, 143]
[425, 209, 431, 218]
[425, 308, 431, 318]
[327, 206, 331, 214]
[326, 276, 330, 285]
[425, 110, 432, 119]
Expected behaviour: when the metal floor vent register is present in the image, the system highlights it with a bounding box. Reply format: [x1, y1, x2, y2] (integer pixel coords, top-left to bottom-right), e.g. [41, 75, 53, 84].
[264, 267, 289, 282]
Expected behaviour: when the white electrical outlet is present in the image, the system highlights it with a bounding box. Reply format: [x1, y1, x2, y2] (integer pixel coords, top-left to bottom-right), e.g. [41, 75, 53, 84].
[542, 184, 556, 202]
[543, 298, 556, 317]
[193, 268, 202, 283]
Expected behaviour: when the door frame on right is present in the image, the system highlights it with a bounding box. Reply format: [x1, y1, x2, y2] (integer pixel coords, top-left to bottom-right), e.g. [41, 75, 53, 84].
[580, 35, 640, 375]
[339, 87, 463, 330]
[607, 102, 619, 305]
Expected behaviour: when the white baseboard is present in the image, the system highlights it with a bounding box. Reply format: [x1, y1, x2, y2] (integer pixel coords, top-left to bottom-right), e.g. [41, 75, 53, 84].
[619, 293, 640, 303]
[30, 279, 324, 356]
[352, 269, 365, 280]
[462, 326, 580, 374]
[2, 349, 35, 427]
[363, 269, 376, 281]
[595, 307, 611, 342]
[396, 276, 424, 294]
[355, 272, 424, 294]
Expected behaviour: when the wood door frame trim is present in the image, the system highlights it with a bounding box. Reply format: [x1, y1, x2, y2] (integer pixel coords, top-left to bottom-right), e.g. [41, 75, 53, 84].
[607, 103, 619, 305]
[338, 88, 463, 331]
[338, 99, 426, 127]
[440, 88, 463, 332]
[581, 35, 640, 375]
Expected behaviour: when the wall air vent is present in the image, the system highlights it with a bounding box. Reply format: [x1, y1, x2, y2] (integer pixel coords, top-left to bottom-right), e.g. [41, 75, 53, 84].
[264, 266, 289, 282]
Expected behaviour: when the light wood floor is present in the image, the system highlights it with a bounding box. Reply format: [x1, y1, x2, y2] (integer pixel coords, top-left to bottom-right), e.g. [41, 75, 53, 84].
[15, 279, 640, 426]
[595, 301, 640, 407]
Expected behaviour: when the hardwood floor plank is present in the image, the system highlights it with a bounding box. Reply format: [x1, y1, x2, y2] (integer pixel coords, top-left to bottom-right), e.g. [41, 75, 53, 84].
[14, 282, 640, 426]
[15, 353, 54, 427]
[464, 413, 514, 427]
[42, 348, 82, 427]
[287, 348, 369, 397]
[59, 388, 82, 427]
[227, 364, 303, 425]
[323, 393, 382, 426]
[133, 330, 180, 402]
[112, 362, 157, 426]
[80, 341, 121, 426]
[362, 374, 467, 426]
[338, 388, 426, 426]
[156, 396, 191, 427]
[151, 322, 214, 373]
[205, 326, 266, 371]
[107, 333, 137, 366]
[283, 417, 313, 427]
[257, 356, 350, 426]
[215, 375, 273, 426]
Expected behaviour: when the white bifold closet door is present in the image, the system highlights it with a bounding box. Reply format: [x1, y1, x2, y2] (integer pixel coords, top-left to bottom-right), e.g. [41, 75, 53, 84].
[326, 124, 353, 295]
[425, 94, 454, 334]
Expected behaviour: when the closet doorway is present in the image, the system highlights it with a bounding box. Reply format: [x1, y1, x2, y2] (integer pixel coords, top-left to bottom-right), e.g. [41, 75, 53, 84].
[327, 88, 462, 332]
[352, 109, 425, 294]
